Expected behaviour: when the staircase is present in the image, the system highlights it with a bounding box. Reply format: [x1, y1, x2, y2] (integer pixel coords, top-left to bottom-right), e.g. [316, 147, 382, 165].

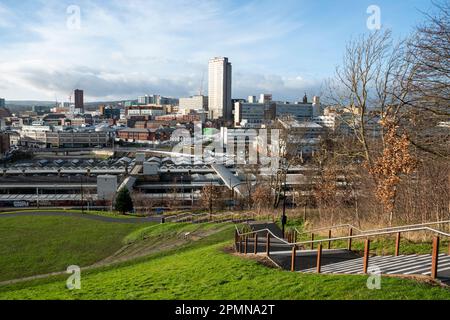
[234, 220, 450, 285]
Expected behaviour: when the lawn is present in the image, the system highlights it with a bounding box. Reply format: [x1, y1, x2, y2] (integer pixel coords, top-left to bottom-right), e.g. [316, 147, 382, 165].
[1, 225, 449, 300]
[0, 215, 155, 282]
[0, 209, 142, 219]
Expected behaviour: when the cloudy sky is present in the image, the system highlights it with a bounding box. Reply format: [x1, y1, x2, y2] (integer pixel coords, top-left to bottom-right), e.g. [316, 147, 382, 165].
[0, 0, 436, 102]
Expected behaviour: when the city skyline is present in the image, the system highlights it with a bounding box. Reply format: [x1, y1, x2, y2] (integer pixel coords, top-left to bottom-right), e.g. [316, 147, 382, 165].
[0, 0, 437, 102]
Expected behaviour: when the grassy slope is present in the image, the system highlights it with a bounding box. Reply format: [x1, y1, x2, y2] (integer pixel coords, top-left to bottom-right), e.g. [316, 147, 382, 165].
[1, 226, 449, 300]
[0, 216, 154, 282]
[0, 209, 141, 219]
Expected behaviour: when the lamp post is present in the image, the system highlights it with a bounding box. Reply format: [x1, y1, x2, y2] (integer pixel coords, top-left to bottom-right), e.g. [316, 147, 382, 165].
[229, 178, 233, 210]
[80, 174, 84, 214]
[281, 177, 287, 239]
[281, 162, 288, 239]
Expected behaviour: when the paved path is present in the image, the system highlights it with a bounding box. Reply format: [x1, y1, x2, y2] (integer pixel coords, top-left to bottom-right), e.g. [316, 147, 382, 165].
[0, 211, 163, 223]
[300, 253, 450, 279]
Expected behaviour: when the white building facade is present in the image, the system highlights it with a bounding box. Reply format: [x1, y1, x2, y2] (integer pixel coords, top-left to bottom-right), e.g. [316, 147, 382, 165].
[208, 57, 232, 121]
[179, 95, 208, 114]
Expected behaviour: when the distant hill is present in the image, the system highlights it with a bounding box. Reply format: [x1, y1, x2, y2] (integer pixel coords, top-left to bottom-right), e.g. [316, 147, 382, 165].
[6, 101, 55, 107]
[5, 100, 130, 112]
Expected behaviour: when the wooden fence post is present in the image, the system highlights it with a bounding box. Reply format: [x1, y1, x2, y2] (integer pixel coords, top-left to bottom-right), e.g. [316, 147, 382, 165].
[395, 232, 401, 256]
[328, 230, 332, 250]
[254, 234, 258, 254]
[244, 235, 248, 254]
[311, 233, 315, 250]
[431, 236, 440, 279]
[363, 239, 370, 274]
[266, 233, 271, 256]
[348, 228, 353, 251]
[291, 246, 297, 272]
[316, 244, 323, 273]
[293, 231, 297, 244]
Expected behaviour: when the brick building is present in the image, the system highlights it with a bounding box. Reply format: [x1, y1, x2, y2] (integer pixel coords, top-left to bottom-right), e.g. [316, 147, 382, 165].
[0, 132, 10, 157]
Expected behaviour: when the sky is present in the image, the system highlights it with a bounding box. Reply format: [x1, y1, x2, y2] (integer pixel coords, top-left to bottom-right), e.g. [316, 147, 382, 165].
[0, 0, 438, 102]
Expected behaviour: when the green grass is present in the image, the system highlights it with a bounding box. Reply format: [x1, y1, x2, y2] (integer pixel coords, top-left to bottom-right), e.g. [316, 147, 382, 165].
[124, 222, 219, 245]
[0, 209, 143, 219]
[0, 225, 449, 300]
[0, 216, 155, 282]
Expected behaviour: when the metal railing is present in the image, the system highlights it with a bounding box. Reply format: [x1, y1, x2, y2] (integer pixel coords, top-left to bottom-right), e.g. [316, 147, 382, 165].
[295, 220, 450, 237]
[234, 221, 450, 279]
[165, 211, 255, 224]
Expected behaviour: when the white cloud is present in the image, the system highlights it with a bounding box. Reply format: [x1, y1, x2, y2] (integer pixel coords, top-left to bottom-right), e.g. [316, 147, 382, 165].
[0, 0, 320, 101]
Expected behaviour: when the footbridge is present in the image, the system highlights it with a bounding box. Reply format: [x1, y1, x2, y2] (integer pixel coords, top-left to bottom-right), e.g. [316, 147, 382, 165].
[210, 164, 246, 197]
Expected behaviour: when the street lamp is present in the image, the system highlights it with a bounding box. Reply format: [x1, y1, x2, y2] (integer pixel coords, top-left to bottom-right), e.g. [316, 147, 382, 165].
[280, 162, 288, 239]
[281, 176, 287, 239]
[229, 178, 233, 210]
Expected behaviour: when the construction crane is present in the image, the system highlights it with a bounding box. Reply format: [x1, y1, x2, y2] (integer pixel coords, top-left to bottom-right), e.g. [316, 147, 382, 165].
[68, 89, 73, 105]
[198, 71, 205, 96]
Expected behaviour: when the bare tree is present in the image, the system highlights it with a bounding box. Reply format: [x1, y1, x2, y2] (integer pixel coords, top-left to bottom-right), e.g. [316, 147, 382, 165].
[201, 184, 221, 218]
[268, 117, 306, 208]
[406, 0, 450, 158]
[326, 30, 418, 168]
[252, 184, 272, 215]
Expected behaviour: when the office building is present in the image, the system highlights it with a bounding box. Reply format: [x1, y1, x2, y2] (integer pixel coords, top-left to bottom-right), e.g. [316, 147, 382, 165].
[74, 89, 84, 113]
[259, 94, 272, 104]
[138, 95, 151, 105]
[234, 102, 266, 127]
[208, 57, 232, 121]
[126, 105, 166, 117]
[234, 94, 323, 127]
[179, 95, 208, 113]
[248, 96, 257, 103]
[234, 96, 322, 127]
[19, 125, 110, 148]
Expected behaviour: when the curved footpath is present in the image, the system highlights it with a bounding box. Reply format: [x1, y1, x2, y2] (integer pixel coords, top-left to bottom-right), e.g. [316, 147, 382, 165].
[0, 211, 163, 223]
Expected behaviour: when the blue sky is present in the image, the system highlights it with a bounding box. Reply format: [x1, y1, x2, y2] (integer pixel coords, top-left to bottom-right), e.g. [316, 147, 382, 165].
[0, 0, 437, 102]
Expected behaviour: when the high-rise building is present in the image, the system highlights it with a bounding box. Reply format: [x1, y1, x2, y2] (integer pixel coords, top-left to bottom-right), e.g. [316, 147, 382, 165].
[208, 57, 232, 121]
[74, 89, 84, 112]
[0, 98, 5, 108]
[248, 96, 257, 103]
[259, 94, 272, 104]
